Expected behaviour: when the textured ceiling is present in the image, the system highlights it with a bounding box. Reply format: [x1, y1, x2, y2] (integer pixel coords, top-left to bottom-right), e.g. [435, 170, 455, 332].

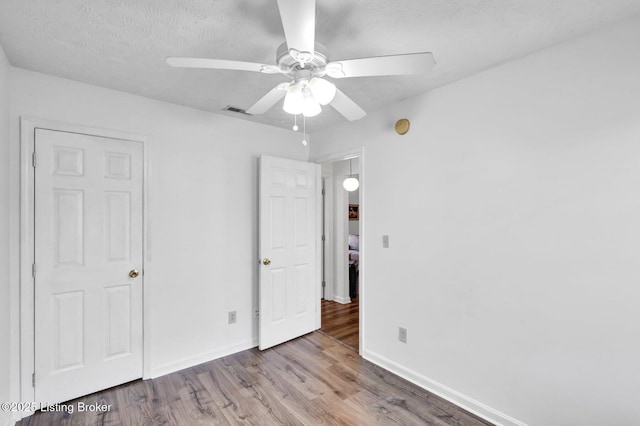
[1, 0, 639, 132]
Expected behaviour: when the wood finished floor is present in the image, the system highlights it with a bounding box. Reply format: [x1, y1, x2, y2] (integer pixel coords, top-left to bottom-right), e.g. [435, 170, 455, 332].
[19, 332, 493, 426]
[320, 297, 359, 350]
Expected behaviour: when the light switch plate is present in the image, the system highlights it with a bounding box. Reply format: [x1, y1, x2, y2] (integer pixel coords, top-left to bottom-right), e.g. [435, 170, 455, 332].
[383, 235, 390, 248]
[399, 327, 407, 343]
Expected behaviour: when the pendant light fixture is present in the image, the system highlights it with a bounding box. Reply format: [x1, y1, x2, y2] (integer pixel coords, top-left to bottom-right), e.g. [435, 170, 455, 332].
[343, 158, 359, 192]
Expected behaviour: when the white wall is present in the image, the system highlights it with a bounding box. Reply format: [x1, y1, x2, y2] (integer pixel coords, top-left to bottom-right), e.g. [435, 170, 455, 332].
[8, 68, 308, 394]
[0, 44, 12, 426]
[311, 16, 640, 426]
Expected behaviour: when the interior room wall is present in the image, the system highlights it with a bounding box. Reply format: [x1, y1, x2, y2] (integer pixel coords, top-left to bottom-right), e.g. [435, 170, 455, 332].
[8, 67, 309, 387]
[310, 16, 640, 426]
[0, 44, 12, 426]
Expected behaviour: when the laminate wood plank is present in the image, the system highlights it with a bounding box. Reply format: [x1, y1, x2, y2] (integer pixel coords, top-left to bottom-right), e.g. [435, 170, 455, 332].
[125, 377, 177, 425]
[197, 366, 254, 424]
[19, 332, 493, 426]
[273, 345, 361, 401]
[230, 350, 314, 425]
[356, 361, 486, 426]
[247, 349, 340, 425]
[182, 371, 218, 411]
[321, 297, 359, 349]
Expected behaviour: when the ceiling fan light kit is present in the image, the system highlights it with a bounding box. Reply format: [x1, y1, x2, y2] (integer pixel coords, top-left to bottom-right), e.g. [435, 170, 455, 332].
[282, 77, 335, 117]
[166, 0, 435, 121]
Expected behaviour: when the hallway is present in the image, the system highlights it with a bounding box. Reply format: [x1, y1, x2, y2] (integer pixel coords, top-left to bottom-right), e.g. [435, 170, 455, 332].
[320, 297, 359, 350]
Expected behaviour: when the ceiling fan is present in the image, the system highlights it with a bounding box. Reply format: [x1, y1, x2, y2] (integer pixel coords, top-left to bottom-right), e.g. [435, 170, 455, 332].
[166, 0, 435, 121]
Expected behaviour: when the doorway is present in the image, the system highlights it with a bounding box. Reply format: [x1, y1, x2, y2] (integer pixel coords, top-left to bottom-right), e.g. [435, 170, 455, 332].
[319, 156, 361, 351]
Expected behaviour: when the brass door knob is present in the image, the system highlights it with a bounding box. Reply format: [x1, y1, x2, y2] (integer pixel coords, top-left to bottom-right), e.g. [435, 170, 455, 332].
[129, 269, 139, 278]
[262, 258, 271, 266]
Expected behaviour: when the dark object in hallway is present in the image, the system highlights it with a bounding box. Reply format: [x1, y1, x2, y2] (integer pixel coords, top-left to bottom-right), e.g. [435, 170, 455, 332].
[349, 263, 358, 298]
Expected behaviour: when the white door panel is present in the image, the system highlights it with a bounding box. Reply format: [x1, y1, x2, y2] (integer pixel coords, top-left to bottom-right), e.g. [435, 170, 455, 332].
[259, 156, 320, 350]
[34, 129, 143, 405]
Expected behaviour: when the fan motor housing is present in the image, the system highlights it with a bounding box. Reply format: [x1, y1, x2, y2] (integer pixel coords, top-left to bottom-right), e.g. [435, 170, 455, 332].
[276, 42, 328, 76]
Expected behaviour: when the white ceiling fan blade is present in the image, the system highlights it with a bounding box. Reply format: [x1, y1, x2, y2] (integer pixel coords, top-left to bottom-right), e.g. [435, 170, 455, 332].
[246, 83, 289, 115]
[330, 89, 366, 121]
[325, 52, 435, 79]
[166, 57, 273, 73]
[276, 0, 315, 55]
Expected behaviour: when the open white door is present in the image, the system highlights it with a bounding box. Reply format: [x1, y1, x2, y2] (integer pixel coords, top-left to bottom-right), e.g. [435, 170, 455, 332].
[34, 129, 143, 404]
[259, 155, 320, 350]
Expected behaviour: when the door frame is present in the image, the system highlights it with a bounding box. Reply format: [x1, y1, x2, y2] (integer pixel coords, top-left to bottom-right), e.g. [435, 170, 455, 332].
[18, 117, 150, 413]
[320, 173, 334, 301]
[314, 147, 364, 355]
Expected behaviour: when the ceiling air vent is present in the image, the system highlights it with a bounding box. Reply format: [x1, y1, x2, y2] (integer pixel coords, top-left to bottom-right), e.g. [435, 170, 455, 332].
[222, 105, 252, 115]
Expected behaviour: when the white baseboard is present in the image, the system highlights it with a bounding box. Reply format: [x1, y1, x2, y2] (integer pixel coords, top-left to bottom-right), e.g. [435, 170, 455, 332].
[363, 349, 527, 426]
[332, 295, 351, 304]
[148, 338, 258, 379]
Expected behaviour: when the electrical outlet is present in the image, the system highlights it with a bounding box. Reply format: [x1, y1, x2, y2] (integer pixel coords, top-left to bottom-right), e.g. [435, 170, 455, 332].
[398, 327, 407, 343]
[254, 309, 260, 317]
[228, 311, 237, 324]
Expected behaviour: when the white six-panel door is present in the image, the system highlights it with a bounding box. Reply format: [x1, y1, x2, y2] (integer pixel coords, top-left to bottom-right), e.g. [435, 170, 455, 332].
[34, 129, 143, 405]
[259, 155, 320, 350]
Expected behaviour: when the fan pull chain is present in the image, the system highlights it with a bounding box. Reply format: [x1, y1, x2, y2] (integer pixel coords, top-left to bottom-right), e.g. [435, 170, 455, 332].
[292, 114, 299, 132]
[302, 115, 308, 146]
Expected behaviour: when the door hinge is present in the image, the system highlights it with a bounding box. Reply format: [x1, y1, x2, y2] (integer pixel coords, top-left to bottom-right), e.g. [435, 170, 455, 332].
[322, 281, 326, 288]
[32, 152, 37, 168]
[322, 235, 325, 242]
[322, 188, 325, 195]
[32, 373, 35, 387]
[32, 263, 36, 278]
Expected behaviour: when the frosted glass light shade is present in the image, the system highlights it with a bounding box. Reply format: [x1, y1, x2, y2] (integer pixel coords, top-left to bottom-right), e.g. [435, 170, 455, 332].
[283, 84, 304, 115]
[343, 177, 359, 191]
[302, 94, 321, 117]
[308, 77, 336, 105]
